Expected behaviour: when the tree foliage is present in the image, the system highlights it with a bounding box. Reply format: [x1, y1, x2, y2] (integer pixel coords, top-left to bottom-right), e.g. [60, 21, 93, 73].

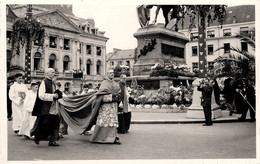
[214, 28, 255, 81]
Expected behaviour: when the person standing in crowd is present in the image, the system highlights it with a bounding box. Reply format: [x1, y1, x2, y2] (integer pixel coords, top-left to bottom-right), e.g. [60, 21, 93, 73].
[95, 83, 101, 91]
[88, 83, 95, 93]
[197, 78, 214, 126]
[233, 80, 244, 114]
[81, 84, 89, 95]
[7, 79, 14, 121]
[237, 80, 256, 122]
[9, 73, 28, 134]
[55, 82, 68, 138]
[31, 68, 60, 146]
[223, 78, 235, 116]
[90, 69, 122, 144]
[118, 74, 132, 134]
[19, 83, 38, 138]
[213, 78, 221, 106]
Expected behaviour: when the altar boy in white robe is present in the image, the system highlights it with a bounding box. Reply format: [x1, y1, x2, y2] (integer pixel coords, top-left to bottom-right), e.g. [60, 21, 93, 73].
[9, 73, 28, 134]
[19, 83, 38, 138]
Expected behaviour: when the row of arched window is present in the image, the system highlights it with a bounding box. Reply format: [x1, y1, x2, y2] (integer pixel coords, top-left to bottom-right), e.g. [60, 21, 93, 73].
[7, 50, 102, 75]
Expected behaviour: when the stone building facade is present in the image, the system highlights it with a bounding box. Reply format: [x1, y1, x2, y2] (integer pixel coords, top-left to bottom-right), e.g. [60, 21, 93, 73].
[178, 5, 255, 73]
[6, 5, 108, 92]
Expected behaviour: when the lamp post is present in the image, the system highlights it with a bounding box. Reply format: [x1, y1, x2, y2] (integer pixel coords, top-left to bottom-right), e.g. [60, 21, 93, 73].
[24, 4, 33, 84]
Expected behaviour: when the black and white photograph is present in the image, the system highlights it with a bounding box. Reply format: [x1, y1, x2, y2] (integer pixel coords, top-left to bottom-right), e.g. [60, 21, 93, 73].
[1, 0, 259, 163]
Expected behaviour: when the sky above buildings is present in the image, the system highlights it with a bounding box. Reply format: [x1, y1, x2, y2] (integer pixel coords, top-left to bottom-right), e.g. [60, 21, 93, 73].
[73, 1, 165, 53]
[4, 0, 257, 53]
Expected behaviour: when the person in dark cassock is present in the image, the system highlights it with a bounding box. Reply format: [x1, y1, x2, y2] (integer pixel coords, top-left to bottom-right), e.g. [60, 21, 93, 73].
[58, 69, 122, 144]
[31, 68, 60, 146]
[117, 74, 132, 134]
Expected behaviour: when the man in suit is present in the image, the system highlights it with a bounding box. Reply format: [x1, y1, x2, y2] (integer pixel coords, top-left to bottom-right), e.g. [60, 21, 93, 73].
[197, 78, 214, 126]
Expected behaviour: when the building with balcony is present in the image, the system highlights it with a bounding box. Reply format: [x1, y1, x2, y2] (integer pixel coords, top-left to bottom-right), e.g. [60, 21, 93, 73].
[177, 5, 255, 74]
[6, 4, 109, 92]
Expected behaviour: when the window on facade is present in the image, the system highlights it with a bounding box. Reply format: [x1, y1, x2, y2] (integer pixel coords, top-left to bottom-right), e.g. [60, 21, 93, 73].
[96, 47, 101, 56]
[79, 58, 82, 70]
[86, 45, 91, 54]
[240, 27, 249, 35]
[86, 59, 91, 75]
[87, 25, 90, 33]
[49, 54, 56, 68]
[63, 55, 70, 71]
[241, 42, 248, 52]
[118, 61, 122, 65]
[34, 52, 41, 70]
[192, 46, 198, 56]
[49, 36, 57, 48]
[192, 62, 198, 71]
[223, 29, 231, 36]
[208, 62, 214, 70]
[207, 30, 215, 38]
[82, 25, 86, 31]
[110, 61, 114, 66]
[126, 60, 130, 66]
[7, 31, 12, 43]
[224, 43, 230, 53]
[96, 60, 101, 75]
[190, 33, 198, 41]
[91, 29, 97, 34]
[207, 45, 214, 55]
[64, 39, 70, 50]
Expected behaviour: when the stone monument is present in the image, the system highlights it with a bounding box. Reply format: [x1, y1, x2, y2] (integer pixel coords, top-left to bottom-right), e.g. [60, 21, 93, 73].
[133, 24, 189, 76]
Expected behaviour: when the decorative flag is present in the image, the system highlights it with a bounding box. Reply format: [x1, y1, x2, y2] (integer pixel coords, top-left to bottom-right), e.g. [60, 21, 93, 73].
[198, 19, 207, 78]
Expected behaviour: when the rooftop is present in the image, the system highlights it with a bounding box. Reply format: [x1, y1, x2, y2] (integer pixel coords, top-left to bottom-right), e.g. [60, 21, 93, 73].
[179, 5, 255, 30]
[109, 49, 135, 60]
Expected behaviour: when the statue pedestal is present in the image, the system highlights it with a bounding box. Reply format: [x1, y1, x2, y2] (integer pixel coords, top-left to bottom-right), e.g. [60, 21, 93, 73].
[186, 78, 222, 119]
[133, 25, 189, 76]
